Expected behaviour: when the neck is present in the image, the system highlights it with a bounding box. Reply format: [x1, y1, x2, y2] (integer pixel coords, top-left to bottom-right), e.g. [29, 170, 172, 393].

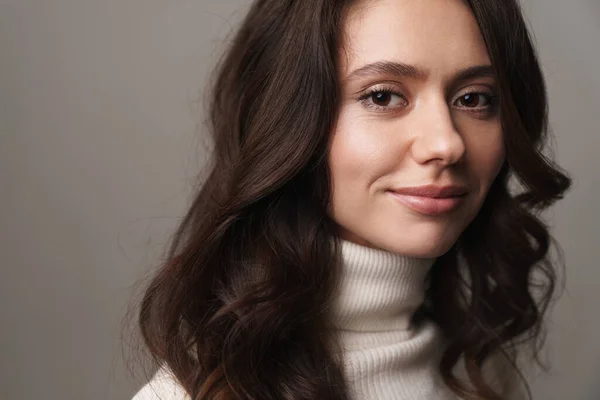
[330, 239, 435, 332]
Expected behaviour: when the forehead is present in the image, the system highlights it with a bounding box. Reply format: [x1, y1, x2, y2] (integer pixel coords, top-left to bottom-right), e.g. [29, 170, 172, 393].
[341, 0, 491, 79]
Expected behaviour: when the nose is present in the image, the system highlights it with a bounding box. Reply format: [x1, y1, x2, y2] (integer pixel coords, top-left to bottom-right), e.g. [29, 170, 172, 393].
[410, 99, 466, 167]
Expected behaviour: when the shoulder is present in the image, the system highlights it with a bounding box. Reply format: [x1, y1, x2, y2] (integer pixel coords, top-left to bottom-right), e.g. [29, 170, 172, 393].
[131, 366, 190, 400]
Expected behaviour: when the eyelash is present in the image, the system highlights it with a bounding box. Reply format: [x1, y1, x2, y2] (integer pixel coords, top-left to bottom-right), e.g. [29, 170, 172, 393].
[358, 86, 499, 115]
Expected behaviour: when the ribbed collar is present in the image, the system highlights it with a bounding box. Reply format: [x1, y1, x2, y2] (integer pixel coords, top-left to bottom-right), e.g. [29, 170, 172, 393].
[330, 239, 435, 332]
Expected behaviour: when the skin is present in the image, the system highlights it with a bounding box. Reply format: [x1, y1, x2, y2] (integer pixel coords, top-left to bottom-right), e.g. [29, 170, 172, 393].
[328, 0, 506, 257]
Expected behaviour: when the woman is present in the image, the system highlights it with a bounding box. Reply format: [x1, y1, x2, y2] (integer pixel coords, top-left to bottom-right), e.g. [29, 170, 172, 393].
[132, 0, 571, 398]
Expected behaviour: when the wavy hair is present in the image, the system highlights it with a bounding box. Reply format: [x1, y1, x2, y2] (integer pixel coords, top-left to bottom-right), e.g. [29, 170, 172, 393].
[134, 0, 571, 398]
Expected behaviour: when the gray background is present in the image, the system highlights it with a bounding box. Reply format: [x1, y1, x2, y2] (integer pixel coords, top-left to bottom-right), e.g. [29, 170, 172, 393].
[1, 0, 598, 399]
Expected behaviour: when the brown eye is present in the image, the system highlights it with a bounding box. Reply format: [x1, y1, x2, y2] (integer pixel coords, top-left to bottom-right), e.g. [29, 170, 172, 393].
[457, 93, 489, 108]
[371, 92, 393, 106]
[359, 89, 406, 111]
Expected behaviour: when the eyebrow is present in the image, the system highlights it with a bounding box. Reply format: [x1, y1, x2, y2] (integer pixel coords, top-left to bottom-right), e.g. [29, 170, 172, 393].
[345, 61, 496, 84]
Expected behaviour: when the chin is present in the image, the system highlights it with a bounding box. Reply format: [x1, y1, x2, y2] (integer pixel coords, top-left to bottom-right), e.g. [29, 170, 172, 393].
[381, 239, 455, 258]
[336, 220, 463, 258]
[362, 228, 461, 258]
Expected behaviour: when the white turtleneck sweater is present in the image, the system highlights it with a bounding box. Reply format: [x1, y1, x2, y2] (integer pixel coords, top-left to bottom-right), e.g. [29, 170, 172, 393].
[329, 239, 456, 399]
[132, 240, 457, 399]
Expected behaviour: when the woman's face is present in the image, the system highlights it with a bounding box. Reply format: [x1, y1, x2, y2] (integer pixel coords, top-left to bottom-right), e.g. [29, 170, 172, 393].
[328, 0, 505, 257]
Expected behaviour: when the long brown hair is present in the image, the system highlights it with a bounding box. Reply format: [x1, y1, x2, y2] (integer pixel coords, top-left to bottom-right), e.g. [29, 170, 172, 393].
[134, 0, 571, 398]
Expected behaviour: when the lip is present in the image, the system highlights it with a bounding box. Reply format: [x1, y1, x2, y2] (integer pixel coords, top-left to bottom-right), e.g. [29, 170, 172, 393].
[389, 184, 469, 198]
[387, 185, 469, 215]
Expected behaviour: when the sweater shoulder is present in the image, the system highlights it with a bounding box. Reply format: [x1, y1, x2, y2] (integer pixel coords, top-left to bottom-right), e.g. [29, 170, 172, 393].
[131, 366, 190, 400]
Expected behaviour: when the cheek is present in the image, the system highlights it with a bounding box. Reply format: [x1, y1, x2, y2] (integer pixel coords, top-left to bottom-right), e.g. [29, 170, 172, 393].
[466, 130, 505, 194]
[329, 109, 408, 182]
[328, 114, 384, 189]
[329, 134, 369, 179]
[328, 140, 364, 221]
[327, 114, 390, 224]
